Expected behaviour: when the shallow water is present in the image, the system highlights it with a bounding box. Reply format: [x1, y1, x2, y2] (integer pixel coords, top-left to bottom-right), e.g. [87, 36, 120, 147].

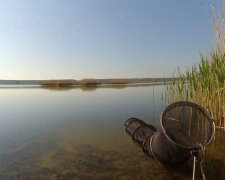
[0, 85, 202, 179]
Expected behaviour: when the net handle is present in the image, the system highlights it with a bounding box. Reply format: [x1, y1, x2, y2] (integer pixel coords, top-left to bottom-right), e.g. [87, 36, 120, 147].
[160, 101, 216, 150]
[192, 156, 196, 180]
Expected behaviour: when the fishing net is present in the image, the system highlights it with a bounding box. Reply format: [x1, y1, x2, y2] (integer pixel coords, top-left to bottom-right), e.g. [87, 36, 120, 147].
[149, 130, 191, 165]
[124, 117, 191, 164]
[161, 101, 215, 150]
[124, 101, 215, 169]
[124, 117, 157, 155]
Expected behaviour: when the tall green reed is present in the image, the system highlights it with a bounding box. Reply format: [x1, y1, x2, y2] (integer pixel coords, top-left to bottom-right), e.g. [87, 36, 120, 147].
[165, 2, 225, 178]
[166, 52, 225, 127]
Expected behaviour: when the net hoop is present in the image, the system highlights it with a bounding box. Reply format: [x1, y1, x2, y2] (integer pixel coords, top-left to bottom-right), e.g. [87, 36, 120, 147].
[160, 101, 215, 150]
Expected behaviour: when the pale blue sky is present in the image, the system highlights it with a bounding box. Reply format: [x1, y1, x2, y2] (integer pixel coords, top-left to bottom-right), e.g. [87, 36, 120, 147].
[0, 0, 216, 80]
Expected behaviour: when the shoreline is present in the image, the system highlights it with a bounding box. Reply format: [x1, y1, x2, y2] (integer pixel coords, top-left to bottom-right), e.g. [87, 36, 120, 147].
[0, 81, 173, 89]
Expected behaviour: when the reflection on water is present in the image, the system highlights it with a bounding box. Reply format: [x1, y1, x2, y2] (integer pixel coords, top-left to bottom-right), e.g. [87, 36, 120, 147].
[0, 85, 203, 179]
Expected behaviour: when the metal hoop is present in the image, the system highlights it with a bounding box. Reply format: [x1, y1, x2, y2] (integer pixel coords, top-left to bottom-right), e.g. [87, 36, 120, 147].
[160, 101, 215, 150]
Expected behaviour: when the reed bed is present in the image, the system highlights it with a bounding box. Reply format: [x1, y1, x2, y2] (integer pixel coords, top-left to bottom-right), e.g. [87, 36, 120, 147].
[165, 41, 225, 180]
[165, 2, 225, 178]
[166, 0, 225, 128]
[166, 52, 225, 128]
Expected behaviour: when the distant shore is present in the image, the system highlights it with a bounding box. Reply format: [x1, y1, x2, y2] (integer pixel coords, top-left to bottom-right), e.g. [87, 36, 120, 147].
[0, 78, 176, 87]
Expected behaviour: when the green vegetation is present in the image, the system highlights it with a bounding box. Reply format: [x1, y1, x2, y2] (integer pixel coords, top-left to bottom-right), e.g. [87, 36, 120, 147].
[166, 2, 225, 179]
[167, 52, 225, 127]
[166, 43, 225, 180]
[166, 2, 225, 128]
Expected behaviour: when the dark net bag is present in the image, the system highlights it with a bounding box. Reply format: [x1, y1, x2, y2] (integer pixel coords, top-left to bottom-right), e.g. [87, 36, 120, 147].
[125, 118, 191, 165]
[149, 130, 191, 165]
[124, 101, 215, 169]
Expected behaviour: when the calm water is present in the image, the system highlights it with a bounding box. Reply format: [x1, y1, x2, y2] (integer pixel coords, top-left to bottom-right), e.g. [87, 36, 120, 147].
[0, 85, 196, 179]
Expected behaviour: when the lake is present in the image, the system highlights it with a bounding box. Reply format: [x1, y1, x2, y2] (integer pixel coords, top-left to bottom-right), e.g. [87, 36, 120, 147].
[0, 85, 211, 179]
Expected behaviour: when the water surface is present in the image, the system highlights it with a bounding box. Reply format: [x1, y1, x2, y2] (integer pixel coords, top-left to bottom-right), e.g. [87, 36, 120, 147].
[0, 85, 193, 179]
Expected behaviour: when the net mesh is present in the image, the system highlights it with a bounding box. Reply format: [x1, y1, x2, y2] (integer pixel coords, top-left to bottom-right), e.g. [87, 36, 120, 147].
[149, 130, 191, 165]
[124, 117, 191, 165]
[161, 101, 215, 150]
[125, 117, 156, 148]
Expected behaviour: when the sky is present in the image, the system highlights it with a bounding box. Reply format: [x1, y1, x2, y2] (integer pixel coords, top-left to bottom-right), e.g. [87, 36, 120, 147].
[0, 0, 217, 80]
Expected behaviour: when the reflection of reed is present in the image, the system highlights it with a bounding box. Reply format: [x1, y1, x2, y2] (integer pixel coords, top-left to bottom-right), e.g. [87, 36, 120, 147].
[41, 84, 142, 92]
[206, 129, 225, 179]
[188, 107, 192, 140]
[41, 86, 75, 91]
[80, 86, 97, 92]
[104, 85, 126, 89]
[152, 86, 155, 122]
